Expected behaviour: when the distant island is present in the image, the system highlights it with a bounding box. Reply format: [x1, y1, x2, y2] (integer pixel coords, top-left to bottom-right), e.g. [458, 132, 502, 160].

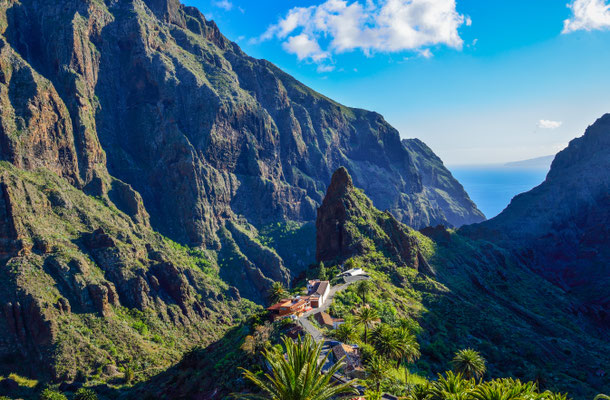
[504, 155, 554, 168]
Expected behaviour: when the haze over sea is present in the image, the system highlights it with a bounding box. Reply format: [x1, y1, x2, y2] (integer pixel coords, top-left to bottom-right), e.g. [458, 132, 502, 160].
[449, 165, 550, 219]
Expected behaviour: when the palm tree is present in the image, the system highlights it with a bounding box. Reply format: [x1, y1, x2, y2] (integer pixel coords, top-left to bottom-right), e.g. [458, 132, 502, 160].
[354, 306, 379, 345]
[237, 335, 357, 400]
[430, 371, 473, 400]
[365, 355, 389, 393]
[394, 327, 420, 383]
[407, 383, 432, 400]
[267, 281, 288, 304]
[355, 280, 371, 306]
[451, 349, 487, 380]
[332, 322, 357, 343]
[371, 324, 403, 365]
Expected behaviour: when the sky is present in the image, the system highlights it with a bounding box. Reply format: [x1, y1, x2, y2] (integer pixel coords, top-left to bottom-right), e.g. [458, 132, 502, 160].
[182, 0, 610, 165]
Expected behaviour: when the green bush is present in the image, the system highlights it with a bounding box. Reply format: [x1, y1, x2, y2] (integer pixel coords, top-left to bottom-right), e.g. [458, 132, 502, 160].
[39, 389, 67, 400]
[74, 388, 98, 400]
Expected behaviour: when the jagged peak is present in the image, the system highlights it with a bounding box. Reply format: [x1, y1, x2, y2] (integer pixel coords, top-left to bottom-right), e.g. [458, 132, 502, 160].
[325, 167, 354, 199]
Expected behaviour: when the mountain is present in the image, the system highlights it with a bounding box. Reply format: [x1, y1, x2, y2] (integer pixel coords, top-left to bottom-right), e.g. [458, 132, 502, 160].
[0, 0, 483, 383]
[463, 115, 610, 327]
[504, 155, 555, 168]
[0, 0, 484, 302]
[315, 167, 610, 398]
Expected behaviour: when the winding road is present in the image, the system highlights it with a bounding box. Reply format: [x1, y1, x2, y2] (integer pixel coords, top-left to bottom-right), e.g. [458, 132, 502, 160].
[297, 275, 369, 342]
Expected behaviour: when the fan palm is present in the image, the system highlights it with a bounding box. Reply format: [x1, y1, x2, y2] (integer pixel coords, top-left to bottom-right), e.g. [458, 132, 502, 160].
[267, 282, 288, 304]
[365, 354, 390, 393]
[451, 348, 487, 380]
[237, 335, 357, 400]
[354, 306, 379, 344]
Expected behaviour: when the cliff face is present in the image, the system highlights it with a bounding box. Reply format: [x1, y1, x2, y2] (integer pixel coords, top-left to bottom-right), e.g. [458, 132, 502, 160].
[462, 114, 610, 327]
[0, 0, 483, 249]
[0, 163, 248, 381]
[402, 139, 486, 225]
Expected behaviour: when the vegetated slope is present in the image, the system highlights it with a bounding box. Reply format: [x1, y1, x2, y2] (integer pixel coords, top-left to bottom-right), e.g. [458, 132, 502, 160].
[0, 0, 484, 301]
[0, 162, 254, 383]
[463, 114, 610, 328]
[316, 168, 610, 398]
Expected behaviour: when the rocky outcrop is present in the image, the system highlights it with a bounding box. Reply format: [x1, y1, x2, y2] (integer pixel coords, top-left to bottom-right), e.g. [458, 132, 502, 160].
[462, 114, 610, 327]
[316, 167, 431, 273]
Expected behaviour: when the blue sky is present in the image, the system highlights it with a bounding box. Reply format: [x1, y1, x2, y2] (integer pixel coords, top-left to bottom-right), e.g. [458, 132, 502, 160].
[182, 0, 610, 165]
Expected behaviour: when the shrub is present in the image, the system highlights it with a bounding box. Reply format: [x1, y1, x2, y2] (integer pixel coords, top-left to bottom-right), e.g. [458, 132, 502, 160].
[74, 388, 98, 400]
[124, 367, 134, 383]
[39, 389, 67, 400]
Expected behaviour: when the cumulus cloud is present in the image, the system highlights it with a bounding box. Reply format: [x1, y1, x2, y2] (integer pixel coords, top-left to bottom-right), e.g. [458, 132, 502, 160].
[538, 119, 563, 129]
[258, 0, 467, 66]
[213, 0, 233, 11]
[283, 34, 329, 61]
[563, 0, 610, 33]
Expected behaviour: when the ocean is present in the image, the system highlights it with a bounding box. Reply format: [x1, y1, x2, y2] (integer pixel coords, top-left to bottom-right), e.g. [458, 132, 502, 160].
[449, 166, 550, 219]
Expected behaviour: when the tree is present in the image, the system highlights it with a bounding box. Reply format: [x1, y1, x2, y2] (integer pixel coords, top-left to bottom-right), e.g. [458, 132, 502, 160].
[74, 388, 98, 400]
[451, 349, 487, 380]
[267, 281, 288, 304]
[241, 323, 273, 361]
[407, 383, 432, 400]
[371, 324, 403, 365]
[354, 306, 379, 345]
[39, 389, 68, 400]
[318, 262, 328, 281]
[396, 317, 422, 335]
[394, 327, 420, 383]
[332, 322, 357, 343]
[365, 355, 390, 394]
[237, 335, 357, 400]
[430, 371, 473, 400]
[355, 280, 371, 306]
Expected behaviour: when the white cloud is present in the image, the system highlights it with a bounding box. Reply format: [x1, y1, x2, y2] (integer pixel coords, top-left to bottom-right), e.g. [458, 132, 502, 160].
[563, 0, 610, 33]
[538, 119, 563, 129]
[317, 64, 336, 72]
[258, 0, 467, 64]
[283, 33, 329, 61]
[213, 0, 233, 11]
[419, 48, 434, 58]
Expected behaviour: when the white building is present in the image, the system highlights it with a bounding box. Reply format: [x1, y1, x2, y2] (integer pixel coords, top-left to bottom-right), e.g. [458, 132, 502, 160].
[340, 268, 365, 277]
[307, 280, 330, 308]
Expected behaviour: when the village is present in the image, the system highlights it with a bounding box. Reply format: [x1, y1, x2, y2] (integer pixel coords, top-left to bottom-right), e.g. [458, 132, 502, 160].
[265, 267, 398, 398]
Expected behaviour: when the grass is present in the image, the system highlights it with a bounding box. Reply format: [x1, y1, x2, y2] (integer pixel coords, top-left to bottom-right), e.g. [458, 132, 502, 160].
[3, 373, 39, 388]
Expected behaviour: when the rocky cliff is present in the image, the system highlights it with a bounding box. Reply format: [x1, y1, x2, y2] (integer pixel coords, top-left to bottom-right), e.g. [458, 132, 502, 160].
[0, 163, 251, 382]
[402, 139, 486, 225]
[0, 0, 483, 290]
[462, 114, 610, 327]
[316, 167, 610, 398]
